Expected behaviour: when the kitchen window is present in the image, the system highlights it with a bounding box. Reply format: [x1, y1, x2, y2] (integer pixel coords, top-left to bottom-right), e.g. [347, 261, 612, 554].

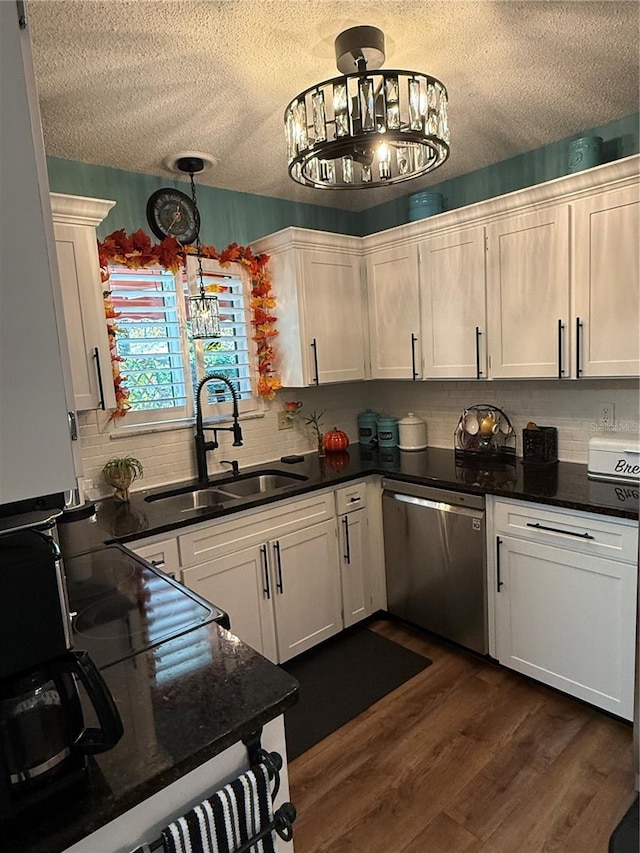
[108, 256, 258, 427]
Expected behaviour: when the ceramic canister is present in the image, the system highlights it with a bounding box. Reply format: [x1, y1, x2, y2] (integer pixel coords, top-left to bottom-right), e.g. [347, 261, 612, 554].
[357, 409, 379, 445]
[567, 136, 602, 173]
[398, 412, 427, 451]
[377, 416, 399, 448]
[408, 191, 444, 221]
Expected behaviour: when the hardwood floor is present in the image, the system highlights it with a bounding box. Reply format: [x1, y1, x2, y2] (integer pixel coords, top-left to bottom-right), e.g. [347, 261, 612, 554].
[287, 617, 636, 853]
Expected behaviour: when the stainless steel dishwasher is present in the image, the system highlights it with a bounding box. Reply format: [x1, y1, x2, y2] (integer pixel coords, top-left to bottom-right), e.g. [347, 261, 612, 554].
[382, 479, 488, 654]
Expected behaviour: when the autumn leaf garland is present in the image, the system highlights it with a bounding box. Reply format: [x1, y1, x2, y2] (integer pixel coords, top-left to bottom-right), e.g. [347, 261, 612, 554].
[98, 229, 281, 420]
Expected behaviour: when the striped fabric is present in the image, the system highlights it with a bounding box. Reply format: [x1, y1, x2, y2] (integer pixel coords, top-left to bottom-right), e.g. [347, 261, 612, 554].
[161, 763, 276, 853]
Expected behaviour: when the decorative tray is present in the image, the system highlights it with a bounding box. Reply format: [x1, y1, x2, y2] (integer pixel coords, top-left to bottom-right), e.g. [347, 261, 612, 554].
[454, 404, 516, 463]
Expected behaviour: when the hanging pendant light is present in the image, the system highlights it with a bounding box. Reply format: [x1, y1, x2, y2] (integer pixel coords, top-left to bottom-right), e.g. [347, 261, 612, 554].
[171, 155, 221, 339]
[284, 26, 450, 190]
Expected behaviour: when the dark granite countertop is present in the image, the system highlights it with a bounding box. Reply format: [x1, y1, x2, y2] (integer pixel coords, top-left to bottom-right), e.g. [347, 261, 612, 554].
[59, 447, 638, 555]
[6, 621, 298, 853]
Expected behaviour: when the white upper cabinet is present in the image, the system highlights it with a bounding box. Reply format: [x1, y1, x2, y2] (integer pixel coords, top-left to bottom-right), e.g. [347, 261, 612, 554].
[486, 205, 570, 379]
[365, 243, 421, 379]
[572, 183, 640, 377]
[0, 4, 76, 503]
[250, 228, 365, 386]
[51, 194, 116, 411]
[420, 225, 487, 379]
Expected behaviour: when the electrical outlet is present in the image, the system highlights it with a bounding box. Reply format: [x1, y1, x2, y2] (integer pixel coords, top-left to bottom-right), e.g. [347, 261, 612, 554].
[277, 412, 293, 431]
[599, 402, 615, 429]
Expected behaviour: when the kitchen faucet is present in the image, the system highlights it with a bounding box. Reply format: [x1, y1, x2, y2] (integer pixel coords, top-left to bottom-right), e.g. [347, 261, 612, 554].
[195, 373, 243, 486]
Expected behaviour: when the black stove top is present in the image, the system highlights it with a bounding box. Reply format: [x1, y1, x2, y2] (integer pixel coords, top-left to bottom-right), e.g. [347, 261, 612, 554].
[65, 545, 229, 669]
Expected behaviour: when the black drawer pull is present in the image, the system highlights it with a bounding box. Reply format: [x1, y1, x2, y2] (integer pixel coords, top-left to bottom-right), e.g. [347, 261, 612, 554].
[93, 346, 106, 410]
[526, 522, 594, 540]
[260, 544, 270, 599]
[411, 333, 418, 380]
[342, 516, 351, 564]
[557, 319, 565, 378]
[310, 338, 319, 385]
[475, 326, 483, 378]
[274, 541, 284, 593]
[496, 536, 504, 591]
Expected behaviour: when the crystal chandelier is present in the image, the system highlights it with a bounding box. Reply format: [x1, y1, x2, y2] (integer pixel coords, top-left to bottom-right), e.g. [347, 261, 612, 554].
[172, 155, 221, 339]
[284, 26, 450, 190]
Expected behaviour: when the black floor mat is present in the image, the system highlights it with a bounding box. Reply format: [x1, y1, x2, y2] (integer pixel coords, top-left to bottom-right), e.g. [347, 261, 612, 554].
[609, 796, 639, 853]
[280, 624, 431, 761]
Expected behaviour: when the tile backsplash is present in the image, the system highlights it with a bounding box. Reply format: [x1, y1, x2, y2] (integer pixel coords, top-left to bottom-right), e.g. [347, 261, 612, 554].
[78, 378, 639, 498]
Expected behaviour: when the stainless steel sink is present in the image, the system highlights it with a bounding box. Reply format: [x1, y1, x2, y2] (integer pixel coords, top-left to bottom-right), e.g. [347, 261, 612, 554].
[216, 472, 306, 498]
[145, 487, 235, 512]
[145, 469, 307, 509]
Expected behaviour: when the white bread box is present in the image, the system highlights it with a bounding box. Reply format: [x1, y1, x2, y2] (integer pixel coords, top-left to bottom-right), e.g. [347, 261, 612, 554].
[588, 434, 640, 482]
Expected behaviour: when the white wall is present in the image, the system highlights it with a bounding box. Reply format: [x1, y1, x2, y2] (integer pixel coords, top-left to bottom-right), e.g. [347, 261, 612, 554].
[78, 378, 639, 499]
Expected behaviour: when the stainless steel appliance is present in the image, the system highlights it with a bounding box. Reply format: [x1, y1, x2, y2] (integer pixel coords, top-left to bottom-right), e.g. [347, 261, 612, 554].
[0, 514, 123, 819]
[382, 479, 488, 654]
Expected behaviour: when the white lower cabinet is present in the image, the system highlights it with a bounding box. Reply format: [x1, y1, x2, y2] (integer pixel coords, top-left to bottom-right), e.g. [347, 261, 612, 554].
[335, 481, 371, 628]
[269, 520, 342, 661]
[177, 491, 343, 663]
[491, 497, 638, 720]
[181, 545, 278, 663]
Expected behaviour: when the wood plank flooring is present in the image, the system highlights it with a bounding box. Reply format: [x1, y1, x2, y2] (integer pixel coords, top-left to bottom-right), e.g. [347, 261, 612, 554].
[287, 617, 636, 853]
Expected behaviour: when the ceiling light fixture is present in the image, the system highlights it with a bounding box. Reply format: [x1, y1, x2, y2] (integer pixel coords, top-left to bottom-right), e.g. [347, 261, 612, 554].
[284, 25, 450, 190]
[172, 155, 221, 339]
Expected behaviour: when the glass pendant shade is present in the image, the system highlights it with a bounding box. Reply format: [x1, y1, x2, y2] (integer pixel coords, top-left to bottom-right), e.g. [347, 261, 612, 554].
[189, 291, 221, 339]
[284, 26, 450, 190]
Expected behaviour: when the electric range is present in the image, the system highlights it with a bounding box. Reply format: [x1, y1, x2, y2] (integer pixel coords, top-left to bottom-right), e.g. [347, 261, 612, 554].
[64, 544, 230, 670]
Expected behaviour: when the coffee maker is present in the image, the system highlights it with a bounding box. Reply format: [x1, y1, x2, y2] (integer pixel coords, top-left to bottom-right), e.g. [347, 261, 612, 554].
[0, 512, 123, 819]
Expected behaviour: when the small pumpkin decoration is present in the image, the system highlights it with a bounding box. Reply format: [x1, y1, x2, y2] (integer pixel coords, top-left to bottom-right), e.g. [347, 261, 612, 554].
[323, 427, 349, 453]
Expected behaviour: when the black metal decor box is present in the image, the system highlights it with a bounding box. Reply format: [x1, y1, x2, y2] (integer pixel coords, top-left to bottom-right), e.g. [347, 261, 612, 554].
[522, 426, 558, 465]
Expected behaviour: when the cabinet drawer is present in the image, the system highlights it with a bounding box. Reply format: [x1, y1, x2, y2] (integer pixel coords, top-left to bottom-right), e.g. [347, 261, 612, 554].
[493, 498, 638, 563]
[129, 536, 180, 577]
[335, 481, 368, 515]
[179, 490, 335, 567]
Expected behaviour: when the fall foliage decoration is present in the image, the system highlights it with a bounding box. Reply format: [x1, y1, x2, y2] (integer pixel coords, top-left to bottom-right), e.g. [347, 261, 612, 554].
[97, 229, 281, 420]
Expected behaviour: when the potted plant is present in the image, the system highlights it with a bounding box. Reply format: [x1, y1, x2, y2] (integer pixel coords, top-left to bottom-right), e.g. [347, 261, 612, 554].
[102, 456, 144, 502]
[303, 410, 325, 457]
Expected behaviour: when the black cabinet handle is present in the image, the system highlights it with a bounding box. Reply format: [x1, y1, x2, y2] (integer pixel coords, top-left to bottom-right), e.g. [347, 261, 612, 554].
[310, 338, 319, 385]
[93, 347, 106, 410]
[557, 320, 565, 378]
[526, 522, 594, 540]
[342, 516, 351, 564]
[475, 326, 483, 378]
[260, 544, 270, 599]
[496, 536, 504, 591]
[274, 541, 283, 593]
[411, 333, 418, 380]
[575, 317, 583, 377]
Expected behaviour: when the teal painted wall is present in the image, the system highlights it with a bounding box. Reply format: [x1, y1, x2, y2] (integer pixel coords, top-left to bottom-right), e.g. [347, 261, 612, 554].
[46, 112, 638, 243]
[46, 158, 361, 244]
[358, 113, 639, 236]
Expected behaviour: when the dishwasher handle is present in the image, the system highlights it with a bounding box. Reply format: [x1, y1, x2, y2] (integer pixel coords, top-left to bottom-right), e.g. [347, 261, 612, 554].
[381, 478, 485, 512]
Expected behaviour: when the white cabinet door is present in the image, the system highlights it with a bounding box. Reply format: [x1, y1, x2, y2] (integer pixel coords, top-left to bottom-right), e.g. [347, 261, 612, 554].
[181, 545, 278, 663]
[494, 534, 636, 720]
[271, 519, 342, 662]
[420, 226, 487, 379]
[51, 195, 116, 411]
[486, 206, 570, 378]
[302, 249, 366, 384]
[572, 184, 640, 377]
[0, 3, 76, 504]
[366, 244, 421, 379]
[339, 510, 370, 628]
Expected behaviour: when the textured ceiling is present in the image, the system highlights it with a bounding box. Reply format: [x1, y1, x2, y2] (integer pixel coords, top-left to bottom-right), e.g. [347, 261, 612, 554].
[27, 0, 640, 212]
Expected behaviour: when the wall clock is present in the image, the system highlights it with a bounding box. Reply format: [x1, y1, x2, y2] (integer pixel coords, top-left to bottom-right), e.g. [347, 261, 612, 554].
[146, 188, 200, 244]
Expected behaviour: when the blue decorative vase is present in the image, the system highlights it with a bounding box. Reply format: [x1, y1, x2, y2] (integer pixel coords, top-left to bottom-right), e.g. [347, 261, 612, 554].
[409, 191, 444, 221]
[567, 136, 602, 173]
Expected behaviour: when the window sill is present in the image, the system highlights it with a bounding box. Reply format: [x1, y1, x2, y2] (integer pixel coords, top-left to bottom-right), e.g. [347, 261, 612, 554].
[109, 411, 265, 440]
